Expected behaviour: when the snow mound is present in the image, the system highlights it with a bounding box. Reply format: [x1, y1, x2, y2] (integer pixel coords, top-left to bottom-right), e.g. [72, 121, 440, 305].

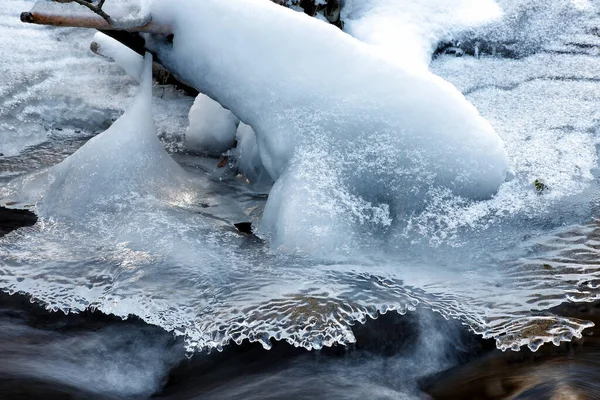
[341, 0, 502, 68]
[148, 0, 509, 251]
[185, 94, 240, 155]
[38, 54, 193, 219]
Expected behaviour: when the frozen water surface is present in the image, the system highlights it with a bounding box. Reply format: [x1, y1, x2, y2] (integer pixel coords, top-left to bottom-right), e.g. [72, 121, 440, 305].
[1, 0, 600, 358]
[0, 1, 191, 158]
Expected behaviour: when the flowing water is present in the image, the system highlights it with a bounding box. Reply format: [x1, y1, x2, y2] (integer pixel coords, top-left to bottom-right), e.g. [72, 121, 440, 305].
[2, 0, 600, 398]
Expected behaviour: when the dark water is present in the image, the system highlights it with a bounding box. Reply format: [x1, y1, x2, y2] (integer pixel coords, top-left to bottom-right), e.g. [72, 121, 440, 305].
[0, 290, 483, 400]
[1, 263, 599, 400]
[426, 301, 600, 399]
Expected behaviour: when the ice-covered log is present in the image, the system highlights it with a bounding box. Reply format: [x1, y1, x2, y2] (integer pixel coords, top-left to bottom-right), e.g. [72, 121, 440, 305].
[147, 0, 509, 250]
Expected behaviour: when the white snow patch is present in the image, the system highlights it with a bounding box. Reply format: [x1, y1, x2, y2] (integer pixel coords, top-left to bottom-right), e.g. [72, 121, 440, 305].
[185, 94, 240, 155]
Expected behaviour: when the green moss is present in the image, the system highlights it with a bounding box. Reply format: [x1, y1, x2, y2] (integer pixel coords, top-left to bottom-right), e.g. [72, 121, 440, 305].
[534, 179, 547, 194]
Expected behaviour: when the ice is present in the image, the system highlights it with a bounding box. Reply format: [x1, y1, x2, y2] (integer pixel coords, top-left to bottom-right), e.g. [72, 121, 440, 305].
[0, 1, 133, 157]
[2, 0, 600, 358]
[233, 123, 273, 188]
[412, 31, 600, 244]
[91, 32, 144, 81]
[38, 54, 193, 219]
[0, 1, 191, 158]
[339, 1, 599, 64]
[90, 33, 242, 157]
[458, 0, 600, 57]
[185, 94, 240, 156]
[148, 0, 509, 250]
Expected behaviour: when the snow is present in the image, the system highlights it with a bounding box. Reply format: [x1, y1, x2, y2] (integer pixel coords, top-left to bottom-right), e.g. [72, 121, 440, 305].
[185, 94, 240, 156]
[148, 0, 509, 251]
[461, 0, 600, 56]
[341, 0, 502, 68]
[340, 0, 600, 64]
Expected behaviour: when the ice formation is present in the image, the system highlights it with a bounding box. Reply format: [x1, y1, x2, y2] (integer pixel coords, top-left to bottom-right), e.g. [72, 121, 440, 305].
[339, 0, 600, 65]
[0, 1, 192, 160]
[458, 0, 600, 57]
[38, 54, 192, 219]
[3, 0, 600, 360]
[91, 32, 144, 81]
[185, 94, 240, 155]
[148, 0, 509, 249]
[233, 123, 273, 188]
[92, 33, 242, 157]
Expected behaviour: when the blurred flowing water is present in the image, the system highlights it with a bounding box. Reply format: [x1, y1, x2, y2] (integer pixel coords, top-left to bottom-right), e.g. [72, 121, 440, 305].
[2, 0, 600, 399]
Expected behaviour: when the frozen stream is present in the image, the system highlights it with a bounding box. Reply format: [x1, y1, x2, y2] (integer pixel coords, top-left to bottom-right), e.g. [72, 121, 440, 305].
[1, 0, 600, 398]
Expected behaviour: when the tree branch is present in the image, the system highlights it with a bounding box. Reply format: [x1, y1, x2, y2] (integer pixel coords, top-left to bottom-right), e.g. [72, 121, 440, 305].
[54, 0, 113, 24]
[20, 10, 170, 34]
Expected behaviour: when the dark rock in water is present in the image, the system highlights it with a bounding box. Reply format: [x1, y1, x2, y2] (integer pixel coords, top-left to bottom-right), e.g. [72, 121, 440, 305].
[422, 300, 600, 399]
[0, 290, 482, 400]
[0, 206, 37, 237]
[233, 222, 253, 235]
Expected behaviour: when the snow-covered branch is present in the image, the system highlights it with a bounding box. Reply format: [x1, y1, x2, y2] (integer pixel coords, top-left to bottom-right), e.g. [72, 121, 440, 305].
[20, 9, 169, 34]
[21, 1, 169, 34]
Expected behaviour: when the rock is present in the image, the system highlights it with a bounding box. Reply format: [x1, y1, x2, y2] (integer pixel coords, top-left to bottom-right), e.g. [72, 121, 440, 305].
[422, 300, 600, 399]
[0, 206, 37, 237]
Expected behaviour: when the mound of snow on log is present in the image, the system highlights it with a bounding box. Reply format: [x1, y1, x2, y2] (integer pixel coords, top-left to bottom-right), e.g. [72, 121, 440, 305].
[148, 0, 509, 252]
